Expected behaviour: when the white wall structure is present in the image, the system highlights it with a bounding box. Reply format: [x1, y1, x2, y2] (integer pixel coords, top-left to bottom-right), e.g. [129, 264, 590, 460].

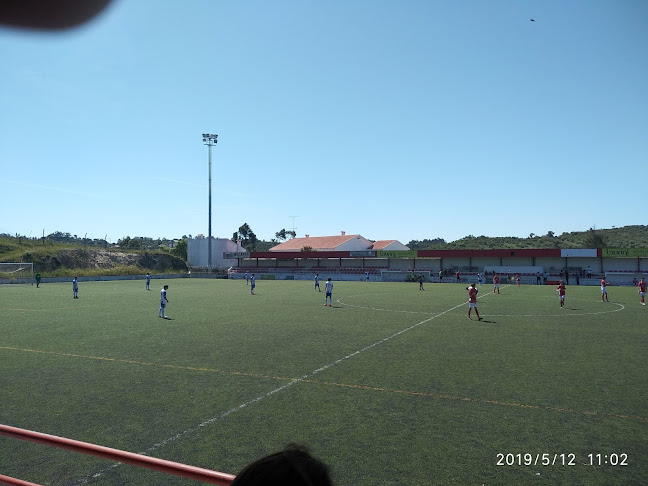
[372, 240, 410, 251]
[187, 237, 243, 269]
[335, 235, 375, 252]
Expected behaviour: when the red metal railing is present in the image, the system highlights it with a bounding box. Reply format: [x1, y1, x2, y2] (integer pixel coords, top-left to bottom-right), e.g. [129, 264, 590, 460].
[0, 424, 235, 485]
[0, 474, 40, 486]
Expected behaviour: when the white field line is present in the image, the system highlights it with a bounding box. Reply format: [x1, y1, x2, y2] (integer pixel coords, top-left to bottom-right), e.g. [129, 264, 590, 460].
[74, 290, 487, 484]
[337, 284, 499, 315]
[482, 296, 625, 317]
[339, 289, 626, 318]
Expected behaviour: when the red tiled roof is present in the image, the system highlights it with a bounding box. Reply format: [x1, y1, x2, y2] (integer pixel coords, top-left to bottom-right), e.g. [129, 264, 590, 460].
[270, 234, 361, 251]
[370, 240, 396, 250]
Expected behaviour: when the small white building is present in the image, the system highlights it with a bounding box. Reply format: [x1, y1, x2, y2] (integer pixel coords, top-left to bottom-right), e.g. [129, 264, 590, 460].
[371, 240, 411, 252]
[187, 237, 244, 269]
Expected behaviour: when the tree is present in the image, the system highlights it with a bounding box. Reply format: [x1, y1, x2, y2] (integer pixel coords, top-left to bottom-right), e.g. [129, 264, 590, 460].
[233, 223, 257, 251]
[173, 238, 188, 261]
[406, 238, 446, 249]
[275, 228, 297, 241]
[584, 228, 606, 248]
[127, 238, 141, 249]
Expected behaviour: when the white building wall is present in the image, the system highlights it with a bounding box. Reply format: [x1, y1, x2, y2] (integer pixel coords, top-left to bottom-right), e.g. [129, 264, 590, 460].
[413, 259, 437, 270]
[603, 258, 640, 272]
[365, 259, 388, 268]
[471, 257, 503, 269]
[388, 259, 411, 270]
[502, 256, 534, 267]
[187, 238, 241, 269]
[336, 236, 373, 252]
[441, 257, 471, 269]
[568, 257, 601, 274]
[537, 257, 565, 271]
[381, 241, 410, 251]
[277, 259, 296, 268]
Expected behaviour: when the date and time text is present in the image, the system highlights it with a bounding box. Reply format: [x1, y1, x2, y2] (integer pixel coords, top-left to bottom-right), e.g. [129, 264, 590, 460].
[496, 453, 628, 467]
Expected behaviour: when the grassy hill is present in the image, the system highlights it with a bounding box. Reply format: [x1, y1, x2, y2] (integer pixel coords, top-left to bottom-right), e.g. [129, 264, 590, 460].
[407, 225, 648, 250]
[0, 237, 187, 277]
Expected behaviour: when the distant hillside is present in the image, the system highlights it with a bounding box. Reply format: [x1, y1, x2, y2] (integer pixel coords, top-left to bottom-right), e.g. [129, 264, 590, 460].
[0, 237, 187, 276]
[408, 225, 648, 250]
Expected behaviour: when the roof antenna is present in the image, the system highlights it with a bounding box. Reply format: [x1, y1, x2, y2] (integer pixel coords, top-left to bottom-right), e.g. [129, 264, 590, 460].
[289, 216, 300, 234]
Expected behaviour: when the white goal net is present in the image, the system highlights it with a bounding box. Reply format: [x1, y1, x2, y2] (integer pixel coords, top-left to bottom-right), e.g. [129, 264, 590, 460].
[0, 262, 34, 285]
[381, 270, 431, 282]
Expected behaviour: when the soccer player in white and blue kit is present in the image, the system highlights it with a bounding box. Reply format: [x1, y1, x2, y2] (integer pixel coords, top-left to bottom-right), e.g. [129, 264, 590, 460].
[146, 272, 151, 290]
[250, 274, 256, 294]
[314, 274, 320, 292]
[159, 285, 169, 318]
[72, 277, 79, 299]
[324, 278, 333, 306]
[477, 272, 483, 287]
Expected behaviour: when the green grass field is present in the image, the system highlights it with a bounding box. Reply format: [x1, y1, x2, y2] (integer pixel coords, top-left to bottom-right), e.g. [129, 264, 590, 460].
[1, 278, 647, 485]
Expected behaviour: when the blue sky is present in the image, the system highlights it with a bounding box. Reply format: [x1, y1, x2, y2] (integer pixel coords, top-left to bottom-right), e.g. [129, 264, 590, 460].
[1, 0, 646, 245]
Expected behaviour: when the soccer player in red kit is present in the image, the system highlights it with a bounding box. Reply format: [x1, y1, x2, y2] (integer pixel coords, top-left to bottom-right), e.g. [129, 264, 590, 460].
[493, 274, 500, 294]
[601, 277, 609, 302]
[557, 281, 566, 307]
[466, 283, 482, 320]
[638, 278, 646, 305]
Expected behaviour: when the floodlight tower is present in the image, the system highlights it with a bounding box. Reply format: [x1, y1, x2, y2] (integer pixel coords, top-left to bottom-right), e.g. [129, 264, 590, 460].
[202, 133, 218, 269]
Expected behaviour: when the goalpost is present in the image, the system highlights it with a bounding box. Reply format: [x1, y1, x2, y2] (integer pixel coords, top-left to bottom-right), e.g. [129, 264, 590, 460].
[381, 270, 431, 282]
[0, 262, 34, 285]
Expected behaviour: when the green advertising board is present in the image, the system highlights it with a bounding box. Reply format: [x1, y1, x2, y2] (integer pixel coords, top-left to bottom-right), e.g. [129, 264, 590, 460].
[602, 248, 648, 258]
[377, 250, 418, 258]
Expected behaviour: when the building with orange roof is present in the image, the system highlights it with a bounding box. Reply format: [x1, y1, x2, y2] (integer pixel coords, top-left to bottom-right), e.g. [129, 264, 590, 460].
[269, 232, 409, 252]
